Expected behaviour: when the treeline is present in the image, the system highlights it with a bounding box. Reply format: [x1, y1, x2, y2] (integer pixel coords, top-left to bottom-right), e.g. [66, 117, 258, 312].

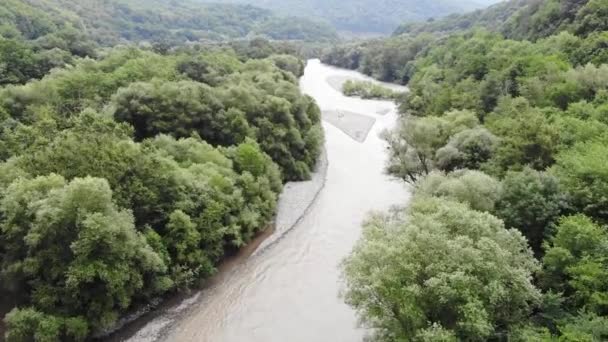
[321, 0, 607, 84]
[0, 41, 322, 340]
[321, 34, 435, 84]
[341, 0, 608, 340]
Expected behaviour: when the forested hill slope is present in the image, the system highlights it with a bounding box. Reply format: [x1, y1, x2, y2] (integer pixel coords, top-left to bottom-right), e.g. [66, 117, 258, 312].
[322, 0, 607, 83]
[201, 0, 502, 34]
[0, 0, 338, 46]
[393, 0, 531, 36]
[394, 0, 607, 40]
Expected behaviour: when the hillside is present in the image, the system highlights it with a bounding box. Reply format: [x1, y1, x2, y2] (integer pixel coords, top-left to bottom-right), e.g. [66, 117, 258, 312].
[394, 0, 608, 39]
[393, 0, 531, 36]
[0, 0, 338, 46]
[0, 0, 337, 85]
[322, 0, 607, 83]
[201, 0, 503, 34]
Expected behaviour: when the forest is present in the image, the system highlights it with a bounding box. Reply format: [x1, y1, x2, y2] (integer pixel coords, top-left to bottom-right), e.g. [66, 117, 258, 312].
[325, 0, 608, 340]
[322, 0, 607, 83]
[0, 0, 337, 86]
[0, 0, 324, 339]
[3, 0, 608, 340]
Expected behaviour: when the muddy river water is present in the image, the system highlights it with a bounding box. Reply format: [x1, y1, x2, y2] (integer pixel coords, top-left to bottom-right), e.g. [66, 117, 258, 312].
[111, 60, 410, 342]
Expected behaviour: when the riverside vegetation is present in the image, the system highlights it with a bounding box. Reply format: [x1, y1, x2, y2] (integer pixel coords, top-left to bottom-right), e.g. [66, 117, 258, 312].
[0, 0, 325, 340]
[324, 0, 608, 340]
[341, 80, 402, 100]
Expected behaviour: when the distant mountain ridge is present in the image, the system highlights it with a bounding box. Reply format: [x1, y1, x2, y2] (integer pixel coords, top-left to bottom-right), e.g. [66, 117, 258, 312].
[201, 0, 503, 34]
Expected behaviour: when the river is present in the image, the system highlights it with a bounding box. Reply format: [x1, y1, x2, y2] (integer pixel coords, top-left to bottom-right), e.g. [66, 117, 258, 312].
[110, 60, 410, 342]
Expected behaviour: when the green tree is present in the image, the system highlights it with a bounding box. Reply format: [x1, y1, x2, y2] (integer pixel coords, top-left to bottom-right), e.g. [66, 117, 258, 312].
[551, 139, 608, 222]
[574, 0, 608, 36]
[164, 210, 206, 287]
[415, 170, 501, 212]
[383, 110, 479, 183]
[1, 175, 169, 335]
[112, 80, 252, 145]
[495, 168, 567, 254]
[4, 308, 88, 342]
[268, 54, 305, 78]
[0, 38, 39, 85]
[485, 97, 561, 174]
[14, 112, 176, 229]
[558, 313, 608, 341]
[435, 127, 498, 172]
[542, 215, 608, 315]
[342, 197, 540, 341]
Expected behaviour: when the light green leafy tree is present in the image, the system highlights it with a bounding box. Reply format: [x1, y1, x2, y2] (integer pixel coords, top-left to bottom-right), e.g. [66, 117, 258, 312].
[342, 197, 540, 341]
[415, 170, 501, 212]
[383, 110, 480, 183]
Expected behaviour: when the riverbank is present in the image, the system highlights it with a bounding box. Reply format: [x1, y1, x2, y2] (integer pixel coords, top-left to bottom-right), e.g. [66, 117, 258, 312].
[255, 148, 328, 255]
[103, 147, 329, 342]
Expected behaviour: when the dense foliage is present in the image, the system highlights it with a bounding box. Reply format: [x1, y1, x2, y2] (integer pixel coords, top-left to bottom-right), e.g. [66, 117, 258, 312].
[342, 0, 608, 340]
[344, 196, 540, 341]
[0, 24, 322, 342]
[206, 0, 500, 34]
